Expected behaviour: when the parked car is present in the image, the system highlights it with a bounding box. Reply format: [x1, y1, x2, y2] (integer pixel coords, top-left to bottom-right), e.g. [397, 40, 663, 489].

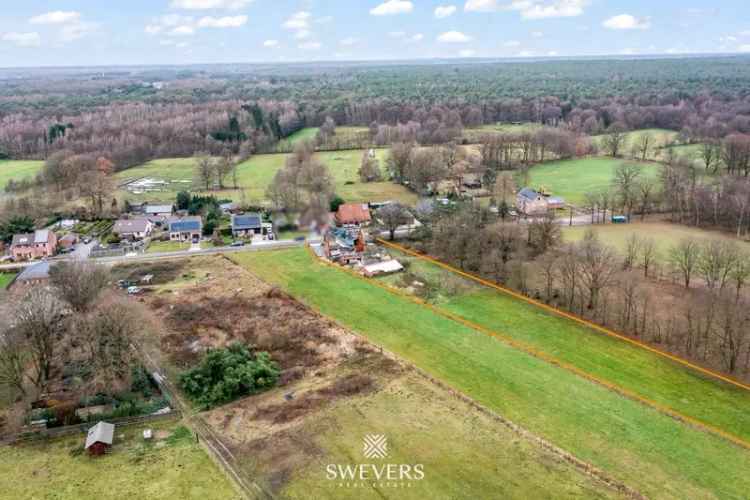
[230, 241, 245, 247]
[127, 286, 142, 295]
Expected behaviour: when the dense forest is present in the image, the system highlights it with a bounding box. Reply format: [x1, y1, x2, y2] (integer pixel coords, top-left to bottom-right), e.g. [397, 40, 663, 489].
[1, 56, 750, 166]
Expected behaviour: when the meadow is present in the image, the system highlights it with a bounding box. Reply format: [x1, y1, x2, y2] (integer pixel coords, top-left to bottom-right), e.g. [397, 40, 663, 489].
[0, 159, 44, 190]
[524, 157, 661, 205]
[115, 149, 417, 206]
[232, 247, 750, 499]
[0, 272, 16, 289]
[592, 128, 680, 158]
[563, 221, 750, 260]
[0, 420, 238, 500]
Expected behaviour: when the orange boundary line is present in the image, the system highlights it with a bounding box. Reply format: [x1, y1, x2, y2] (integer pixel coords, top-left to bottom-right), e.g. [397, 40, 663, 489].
[301, 245, 750, 451]
[376, 238, 750, 394]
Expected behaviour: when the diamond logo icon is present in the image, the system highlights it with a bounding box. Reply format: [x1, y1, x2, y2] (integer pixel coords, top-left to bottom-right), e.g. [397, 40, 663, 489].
[363, 434, 388, 459]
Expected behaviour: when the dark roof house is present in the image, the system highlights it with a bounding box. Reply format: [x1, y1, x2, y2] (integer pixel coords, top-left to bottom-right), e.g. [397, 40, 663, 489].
[169, 217, 202, 233]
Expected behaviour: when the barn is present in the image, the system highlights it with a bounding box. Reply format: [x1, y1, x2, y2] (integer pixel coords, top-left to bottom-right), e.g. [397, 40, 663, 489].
[85, 421, 115, 456]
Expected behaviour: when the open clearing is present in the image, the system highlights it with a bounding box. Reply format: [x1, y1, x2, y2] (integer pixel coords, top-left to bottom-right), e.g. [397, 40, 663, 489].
[0, 419, 238, 500]
[123, 255, 623, 499]
[115, 149, 416, 206]
[525, 157, 661, 205]
[0, 159, 44, 190]
[563, 220, 750, 261]
[232, 247, 750, 499]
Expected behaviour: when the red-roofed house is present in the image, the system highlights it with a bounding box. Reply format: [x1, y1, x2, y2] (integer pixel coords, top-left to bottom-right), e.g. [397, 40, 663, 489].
[335, 203, 371, 226]
[10, 230, 57, 261]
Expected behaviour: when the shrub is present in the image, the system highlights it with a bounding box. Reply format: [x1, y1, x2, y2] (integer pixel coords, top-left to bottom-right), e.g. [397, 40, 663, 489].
[179, 343, 280, 409]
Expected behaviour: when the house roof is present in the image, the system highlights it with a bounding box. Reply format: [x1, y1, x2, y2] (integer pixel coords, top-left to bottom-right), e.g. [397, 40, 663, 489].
[85, 422, 115, 449]
[144, 204, 173, 214]
[232, 213, 262, 230]
[518, 188, 542, 200]
[113, 218, 151, 234]
[16, 261, 51, 282]
[169, 216, 202, 233]
[11, 230, 51, 247]
[336, 203, 371, 224]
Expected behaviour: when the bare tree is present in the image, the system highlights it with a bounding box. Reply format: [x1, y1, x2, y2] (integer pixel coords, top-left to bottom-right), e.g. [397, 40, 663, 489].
[49, 261, 110, 313]
[375, 203, 412, 240]
[635, 132, 652, 161]
[602, 124, 627, 158]
[577, 230, 618, 311]
[641, 237, 657, 278]
[0, 325, 27, 396]
[195, 152, 215, 191]
[215, 154, 235, 189]
[699, 241, 738, 291]
[624, 233, 642, 270]
[669, 239, 700, 288]
[613, 163, 642, 219]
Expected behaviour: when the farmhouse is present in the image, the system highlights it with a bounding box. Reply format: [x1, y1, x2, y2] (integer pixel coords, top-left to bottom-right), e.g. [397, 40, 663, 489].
[85, 421, 115, 456]
[10, 230, 57, 260]
[169, 216, 202, 242]
[516, 188, 550, 215]
[12, 261, 51, 288]
[58, 233, 78, 250]
[324, 227, 366, 265]
[113, 218, 153, 240]
[335, 203, 371, 226]
[231, 213, 272, 238]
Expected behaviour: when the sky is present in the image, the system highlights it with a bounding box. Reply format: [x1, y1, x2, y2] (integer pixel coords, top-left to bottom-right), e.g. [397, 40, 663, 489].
[0, 1, 749, 67]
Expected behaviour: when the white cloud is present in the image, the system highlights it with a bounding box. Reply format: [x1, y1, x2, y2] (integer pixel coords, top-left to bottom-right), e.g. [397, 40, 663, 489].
[603, 14, 650, 30]
[283, 11, 311, 30]
[170, 0, 253, 10]
[720, 35, 738, 43]
[619, 47, 638, 55]
[740, 45, 750, 53]
[60, 22, 97, 42]
[196, 15, 248, 28]
[465, 0, 587, 19]
[516, 50, 534, 57]
[504, 40, 521, 47]
[370, 0, 414, 16]
[410, 33, 424, 42]
[459, 49, 476, 57]
[1, 32, 41, 47]
[388, 31, 406, 38]
[298, 41, 321, 50]
[740, 30, 750, 37]
[170, 25, 196, 36]
[29, 11, 80, 25]
[294, 29, 311, 40]
[263, 39, 279, 47]
[340, 37, 358, 46]
[531, 31, 543, 38]
[438, 31, 472, 43]
[547, 50, 558, 56]
[160, 39, 190, 48]
[435, 5, 457, 18]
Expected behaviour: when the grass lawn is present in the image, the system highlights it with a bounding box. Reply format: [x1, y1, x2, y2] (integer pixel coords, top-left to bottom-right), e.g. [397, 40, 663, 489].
[0, 420, 238, 500]
[231, 248, 750, 499]
[0, 272, 17, 289]
[146, 240, 197, 253]
[593, 128, 679, 157]
[115, 149, 416, 206]
[275, 371, 622, 500]
[0, 160, 44, 190]
[563, 221, 750, 261]
[525, 157, 661, 206]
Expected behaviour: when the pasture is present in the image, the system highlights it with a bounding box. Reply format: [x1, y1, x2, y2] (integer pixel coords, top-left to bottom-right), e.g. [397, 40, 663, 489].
[524, 157, 661, 205]
[115, 149, 417, 206]
[231, 247, 750, 499]
[0, 420, 238, 500]
[593, 128, 679, 158]
[0, 160, 44, 190]
[563, 221, 750, 261]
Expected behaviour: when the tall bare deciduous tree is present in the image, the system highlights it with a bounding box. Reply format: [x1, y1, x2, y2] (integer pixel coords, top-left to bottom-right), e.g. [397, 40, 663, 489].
[669, 238, 700, 288]
[49, 261, 110, 313]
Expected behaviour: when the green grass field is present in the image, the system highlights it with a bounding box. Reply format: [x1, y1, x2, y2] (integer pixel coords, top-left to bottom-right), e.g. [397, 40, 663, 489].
[0, 272, 16, 289]
[593, 128, 679, 157]
[0, 160, 44, 190]
[563, 221, 750, 261]
[525, 157, 661, 206]
[115, 149, 416, 206]
[231, 248, 750, 499]
[0, 420, 238, 499]
[146, 240, 196, 253]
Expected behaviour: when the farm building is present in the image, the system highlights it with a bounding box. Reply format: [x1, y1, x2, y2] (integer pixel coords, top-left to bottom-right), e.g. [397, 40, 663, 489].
[517, 188, 550, 215]
[169, 216, 203, 242]
[231, 213, 272, 238]
[10, 230, 58, 260]
[335, 203, 371, 226]
[143, 204, 174, 218]
[85, 421, 115, 456]
[113, 218, 153, 240]
[58, 233, 78, 250]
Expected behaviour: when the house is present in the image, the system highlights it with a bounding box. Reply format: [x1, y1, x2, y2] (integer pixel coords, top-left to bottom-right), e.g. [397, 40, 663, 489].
[324, 227, 366, 265]
[13, 261, 52, 288]
[112, 218, 153, 240]
[461, 173, 483, 190]
[169, 216, 202, 242]
[10, 230, 57, 260]
[335, 203, 371, 226]
[231, 213, 272, 239]
[59, 234, 78, 250]
[143, 204, 173, 218]
[85, 421, 115, 456]
[516, 188, 550, 215]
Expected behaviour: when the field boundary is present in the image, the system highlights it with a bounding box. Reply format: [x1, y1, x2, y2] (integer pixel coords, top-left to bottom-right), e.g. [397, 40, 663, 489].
[302, 245, 750, 452]
[227, 251, 645, 500]
[376, 238, 750, 394]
